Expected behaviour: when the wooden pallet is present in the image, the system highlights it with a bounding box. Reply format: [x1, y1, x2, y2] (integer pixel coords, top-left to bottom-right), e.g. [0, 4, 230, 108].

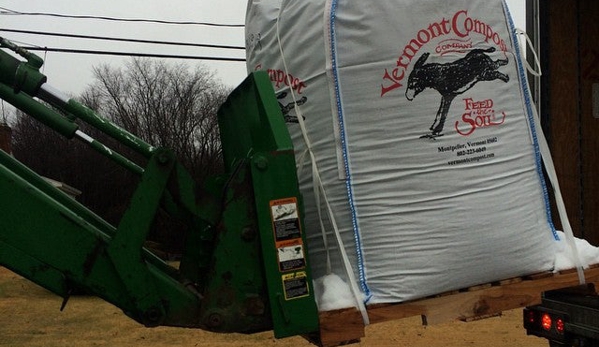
[313, 264, 599, 347]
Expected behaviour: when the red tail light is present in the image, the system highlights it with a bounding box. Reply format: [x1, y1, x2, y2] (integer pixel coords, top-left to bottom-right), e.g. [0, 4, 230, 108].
[524, 306, 568, 342]
[555, 318, 565, 334]
[541, 313, 552, 331]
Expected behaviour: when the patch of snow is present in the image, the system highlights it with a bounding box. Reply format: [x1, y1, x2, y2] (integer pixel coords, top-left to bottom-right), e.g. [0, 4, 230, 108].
[313, 274, 358, 311]
[553, 231, 599, 272]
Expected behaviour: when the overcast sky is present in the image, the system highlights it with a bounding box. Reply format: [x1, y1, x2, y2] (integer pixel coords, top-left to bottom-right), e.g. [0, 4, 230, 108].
[1, 1, 526, 96]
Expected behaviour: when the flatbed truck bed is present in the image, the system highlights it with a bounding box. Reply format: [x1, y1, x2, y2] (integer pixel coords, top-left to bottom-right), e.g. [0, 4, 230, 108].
[316, 265, 599, 347]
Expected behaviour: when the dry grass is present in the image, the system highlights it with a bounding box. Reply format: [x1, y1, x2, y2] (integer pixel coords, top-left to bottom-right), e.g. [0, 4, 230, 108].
[0, 267, 546, 347]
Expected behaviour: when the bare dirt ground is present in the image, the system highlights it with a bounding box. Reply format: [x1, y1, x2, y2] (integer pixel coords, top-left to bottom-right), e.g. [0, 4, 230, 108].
[0, 266, 547, 347]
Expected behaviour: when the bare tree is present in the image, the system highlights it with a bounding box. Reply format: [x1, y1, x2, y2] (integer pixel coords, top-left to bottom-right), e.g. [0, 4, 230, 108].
[11, 58, 231, 253]
[84, 58, 229, 180]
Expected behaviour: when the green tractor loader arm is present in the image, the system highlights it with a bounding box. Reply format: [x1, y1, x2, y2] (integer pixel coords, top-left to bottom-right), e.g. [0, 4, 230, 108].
[0, 38, 318, 339]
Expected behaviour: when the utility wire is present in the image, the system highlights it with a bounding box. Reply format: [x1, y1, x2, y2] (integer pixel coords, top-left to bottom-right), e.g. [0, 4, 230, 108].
[0, 28, 245, 50]
[20, 46, 246, 61]
[0, 7, 244, 28]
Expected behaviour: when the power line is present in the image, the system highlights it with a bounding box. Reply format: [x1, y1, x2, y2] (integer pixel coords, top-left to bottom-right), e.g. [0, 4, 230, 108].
[0, 7, 244, 28]
[0, 28, 245, 50]
[20, 46, 246, 62]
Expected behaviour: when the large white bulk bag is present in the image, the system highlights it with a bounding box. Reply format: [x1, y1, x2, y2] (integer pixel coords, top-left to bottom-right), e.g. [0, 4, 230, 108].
[245, 0, 559, 305]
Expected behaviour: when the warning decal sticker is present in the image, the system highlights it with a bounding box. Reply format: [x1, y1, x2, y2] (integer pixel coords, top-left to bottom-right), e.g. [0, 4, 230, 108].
[282, 271, 310, 300]
[277, 242, 306, 271]
[270, 198, 306, 272]
[270, 198, 301, 242]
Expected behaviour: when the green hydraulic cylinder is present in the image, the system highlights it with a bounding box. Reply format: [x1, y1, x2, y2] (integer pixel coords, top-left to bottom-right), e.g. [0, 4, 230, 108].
[0, 37, 155, 159]
[74, 130, 145, 175]
[0, 83, 78, 138]
[0, 38, 46, 94]
[62, 99, 156, 159]
[35, 84, 156, 159]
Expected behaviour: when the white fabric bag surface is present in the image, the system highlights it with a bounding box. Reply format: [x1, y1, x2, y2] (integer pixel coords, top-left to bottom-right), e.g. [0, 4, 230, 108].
[246, 0, 558, 304]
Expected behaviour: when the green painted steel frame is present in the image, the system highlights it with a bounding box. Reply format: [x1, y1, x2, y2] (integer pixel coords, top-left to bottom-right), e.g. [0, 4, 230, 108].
[217, 72, 319, 338]
[0, 39, 319, 340]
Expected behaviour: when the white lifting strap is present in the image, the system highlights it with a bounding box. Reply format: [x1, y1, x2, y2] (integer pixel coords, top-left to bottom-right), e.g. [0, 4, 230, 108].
[275, 0, 370, 325]
[517, 27, 587, 284]
[533, 108, 587, 284]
